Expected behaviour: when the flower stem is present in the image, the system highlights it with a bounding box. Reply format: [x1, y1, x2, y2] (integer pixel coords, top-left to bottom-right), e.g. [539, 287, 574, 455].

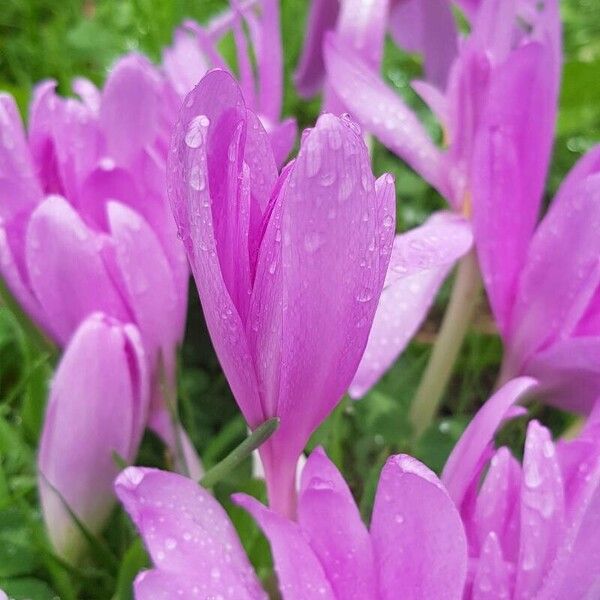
[410, 250, 481, 440]
[200, 417, 280, 488]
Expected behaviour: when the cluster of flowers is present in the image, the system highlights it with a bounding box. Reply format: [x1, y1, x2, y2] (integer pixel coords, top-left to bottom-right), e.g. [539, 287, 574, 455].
[1, 0, 600, 597]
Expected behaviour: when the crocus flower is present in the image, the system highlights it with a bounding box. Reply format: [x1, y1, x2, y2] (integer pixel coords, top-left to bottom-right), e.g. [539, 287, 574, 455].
[116, 447, 468, 599]
[442, 377, 600, 597]
[322, 0, 561, 397]
[162, 0, 296, 165]
[168, 69, 395, 515]
[39, 313, 149, 561]
[295, 0, 457, 96]
[492, 145, 600, 414]
[0, 55, 204, 471]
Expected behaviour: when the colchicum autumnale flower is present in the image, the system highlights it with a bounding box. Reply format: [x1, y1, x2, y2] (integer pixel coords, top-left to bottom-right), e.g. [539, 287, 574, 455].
[443, 377, 600, 597]
[168, 69, 395, 515]
[493, 145, 600, 414]
[162, 0, 296, 165]
[116, 378, 600, 599]
[318, 0, 561, 397]
[116, 447, 467, 599]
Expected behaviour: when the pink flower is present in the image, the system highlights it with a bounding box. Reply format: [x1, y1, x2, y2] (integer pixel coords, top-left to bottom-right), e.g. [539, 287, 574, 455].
[168, 69, 395, 515]
[39, 313, 149, 561]
[443, 378, 600, 597]
[322, 0, 562, 398]
[493, 146, 600, 413]
[116, 447, 468, 599]
[117, 379, 600, 598]
[162, 0, 296, 165]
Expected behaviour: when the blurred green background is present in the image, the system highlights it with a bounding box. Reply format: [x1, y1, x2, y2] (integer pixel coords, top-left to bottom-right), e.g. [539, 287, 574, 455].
[1, 1, 599, 598]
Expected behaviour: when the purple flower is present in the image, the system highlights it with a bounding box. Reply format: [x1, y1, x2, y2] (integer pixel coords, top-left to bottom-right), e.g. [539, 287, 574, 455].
[493, 146, 600, 413]
[39, 313, 149, 561]
[162, 0, 296, 165]
[116, 447, 468, 599]
[443, 377, 600, 597]
[321, 0, 561, 397]
[0, 55, 187, 375]
[117, 378, 600, 598]
[0, 56, 203, 558]
[168, 69, 395, 515]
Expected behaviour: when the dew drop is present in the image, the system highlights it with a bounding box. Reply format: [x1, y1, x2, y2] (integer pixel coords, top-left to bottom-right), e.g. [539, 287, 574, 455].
[185, 115, 210, 148]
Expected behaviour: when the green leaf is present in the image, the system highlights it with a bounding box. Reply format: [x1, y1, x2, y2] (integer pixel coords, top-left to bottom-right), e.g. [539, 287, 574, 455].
[200, 418, 280, 489]
[0, 508, 40, 577]
[114, 539, 149, 600]
[0, 577, 57, 600]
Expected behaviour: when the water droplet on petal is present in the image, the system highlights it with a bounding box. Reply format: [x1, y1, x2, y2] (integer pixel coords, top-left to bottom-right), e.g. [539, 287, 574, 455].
[185, 115, 210, 148]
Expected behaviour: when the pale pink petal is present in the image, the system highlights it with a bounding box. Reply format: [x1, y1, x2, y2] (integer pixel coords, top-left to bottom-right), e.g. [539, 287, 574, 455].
[472, 532, 511, 600]
[116, 468, 266, 599]
[514, 421, 565, 597]
[100, 54, 162, 166]
[39, 315, 148, 561]
[294, 0, 339, 97]
[298, 448, 376, 599]
[256, 0, 283, 121]
[324, 35, 447, 197]
[0, 218, 47, 332]
[162, 28, 210, 97]
[350, 211, 472, 398]
[107, 201, 182, 365]
[0, 93, 42, 220]
[389, 0, 458, 88]
[472, 41, 557, 336]
[442, 377, 538, 506]
[472, 447, 522, 562]
[168, 70, 264, 428]
[538, 441, 600, 599]
[72, 77, 101, 113]
[233, 493, 336, 599]
[371, 455, 468, 600]
[525, 337, 600, 414]
[507, 172, 600, 370]
[25, 195, 131, 344]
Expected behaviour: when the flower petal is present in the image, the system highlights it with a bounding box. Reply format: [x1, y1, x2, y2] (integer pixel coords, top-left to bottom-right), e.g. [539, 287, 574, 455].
[472, 41, 558, 336]
[168, 70, 264, 428]
[100, 54, 163, 166]
[442, 377, 538, 506]
[389, 0, 458, 88]
[0, 216, 47, 332]
[538, 439, 600, 599]
[507, 171, 600, 369]
[116, 468, 265, 599]
[39, 314, 148, 561]
[294, 0, 339, 98]
[162, 27, 210, 98]
[297, 448, 376, 599]
[371, 455, 468, 600]
[25, 195, 130, 344]
[0, 93, 42, 220]
[350, 211, 472, 398]
[472, 532, 511, 600]
[525, 337, 600, 414]
[107, 201, 182, 366]
[324, 35, 447, 196]
[472, 447, 522, 562]
[233, 493, 336, 600]
[247, 113, 394, 514]
[514, 421, 565, 598]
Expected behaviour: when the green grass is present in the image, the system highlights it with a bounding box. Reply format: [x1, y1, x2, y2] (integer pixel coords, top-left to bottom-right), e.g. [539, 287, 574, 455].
[1, 1, 600, 598]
